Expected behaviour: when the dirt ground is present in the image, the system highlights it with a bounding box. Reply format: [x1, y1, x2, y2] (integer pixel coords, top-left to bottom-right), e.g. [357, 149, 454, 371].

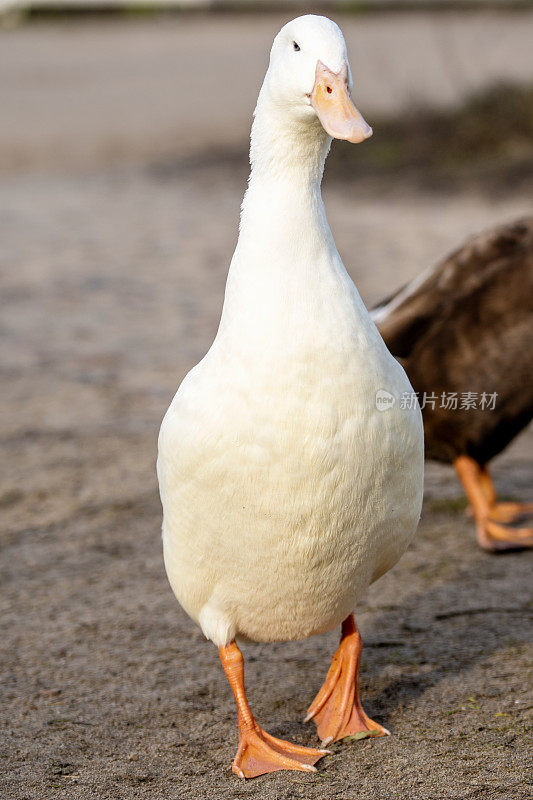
[1, 14, 533, 800]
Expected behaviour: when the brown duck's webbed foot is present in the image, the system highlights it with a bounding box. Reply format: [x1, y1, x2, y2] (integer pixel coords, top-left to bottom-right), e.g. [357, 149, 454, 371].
[305, 614, 389, 745]
[479, 465, 533, 523]
[485, 501, 533, 524]
[455, 456, 533, 552]
[481, 519, 533, 551]
[220, 642, 328, 779]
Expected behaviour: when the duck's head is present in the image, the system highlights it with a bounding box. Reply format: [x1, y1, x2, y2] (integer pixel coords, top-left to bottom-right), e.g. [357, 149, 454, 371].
[263, 14, 372, 144]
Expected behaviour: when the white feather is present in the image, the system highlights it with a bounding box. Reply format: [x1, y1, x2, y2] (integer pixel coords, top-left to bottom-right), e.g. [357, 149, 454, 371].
[157, 15, 424, 648]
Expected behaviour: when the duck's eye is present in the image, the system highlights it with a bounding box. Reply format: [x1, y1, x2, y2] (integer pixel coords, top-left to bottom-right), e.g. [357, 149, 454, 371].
[326, 86, 332, 94]
[293, 41, 300, 52]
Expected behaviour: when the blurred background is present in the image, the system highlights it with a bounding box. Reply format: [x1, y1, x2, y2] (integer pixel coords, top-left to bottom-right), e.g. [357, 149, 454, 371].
[1, 2, 532, 799]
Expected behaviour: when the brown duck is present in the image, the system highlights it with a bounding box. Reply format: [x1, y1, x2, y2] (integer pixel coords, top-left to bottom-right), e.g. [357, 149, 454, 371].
[372, 217, 533, 552]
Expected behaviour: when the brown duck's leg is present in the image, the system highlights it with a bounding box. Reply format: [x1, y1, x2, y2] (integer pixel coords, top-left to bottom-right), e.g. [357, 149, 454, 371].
[305, 614, 389, 746]
[479, 465, 533, 523]
[454, 455, 533, 552]
[219, 642, 328, 779]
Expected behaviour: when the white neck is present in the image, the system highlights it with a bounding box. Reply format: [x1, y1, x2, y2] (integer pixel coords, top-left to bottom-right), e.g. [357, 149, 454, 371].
[213, 90, 369, 356]
[238, 88, 333, 250]
[248, 88, 331, 187]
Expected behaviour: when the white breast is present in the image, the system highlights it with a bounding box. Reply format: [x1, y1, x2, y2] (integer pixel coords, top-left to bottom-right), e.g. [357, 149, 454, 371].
[158, 260, 423, 646]
[158, 73, 423, 648]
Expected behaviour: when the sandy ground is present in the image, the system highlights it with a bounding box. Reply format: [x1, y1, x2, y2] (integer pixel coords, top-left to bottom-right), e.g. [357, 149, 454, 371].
[1, 14, 533, 800]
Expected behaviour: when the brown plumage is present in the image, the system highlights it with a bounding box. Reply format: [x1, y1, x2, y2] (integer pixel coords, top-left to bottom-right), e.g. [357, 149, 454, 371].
[373, 217, 533, 551]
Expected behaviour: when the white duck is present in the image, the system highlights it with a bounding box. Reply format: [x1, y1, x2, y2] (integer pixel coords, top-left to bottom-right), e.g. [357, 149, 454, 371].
[158, 15, 424, 779]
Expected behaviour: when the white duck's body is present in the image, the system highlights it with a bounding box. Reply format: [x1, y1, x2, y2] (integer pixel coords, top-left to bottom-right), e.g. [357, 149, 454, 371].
[158, 15, 423, 652]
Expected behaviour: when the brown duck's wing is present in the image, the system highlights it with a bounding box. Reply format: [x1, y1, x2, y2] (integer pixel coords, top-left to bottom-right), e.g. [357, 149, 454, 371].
[372, 217, 533, 358]
[372, 217, 533, 464]
[407, 250, 533, 464]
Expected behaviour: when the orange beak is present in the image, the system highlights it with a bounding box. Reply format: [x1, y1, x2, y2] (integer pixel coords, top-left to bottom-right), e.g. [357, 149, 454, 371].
[310, 61, 372, 144]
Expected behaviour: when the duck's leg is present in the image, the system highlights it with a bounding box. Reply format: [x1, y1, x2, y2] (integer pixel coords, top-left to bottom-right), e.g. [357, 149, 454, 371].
[479, 465, 533, 523]
[454, 455, 533, 552]
[305, 614, 389, 746]
[219, 641, 328, 779]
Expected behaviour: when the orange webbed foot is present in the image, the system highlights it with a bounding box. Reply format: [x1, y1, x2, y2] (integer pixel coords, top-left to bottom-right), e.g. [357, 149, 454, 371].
[477, 519, 533, 553]
[305, 615, 389, 745]
[220, 640, 329, 779]
[487, 501, 533, 524]
[456, 458, 533, 552]
[232, 722, 328, 778]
